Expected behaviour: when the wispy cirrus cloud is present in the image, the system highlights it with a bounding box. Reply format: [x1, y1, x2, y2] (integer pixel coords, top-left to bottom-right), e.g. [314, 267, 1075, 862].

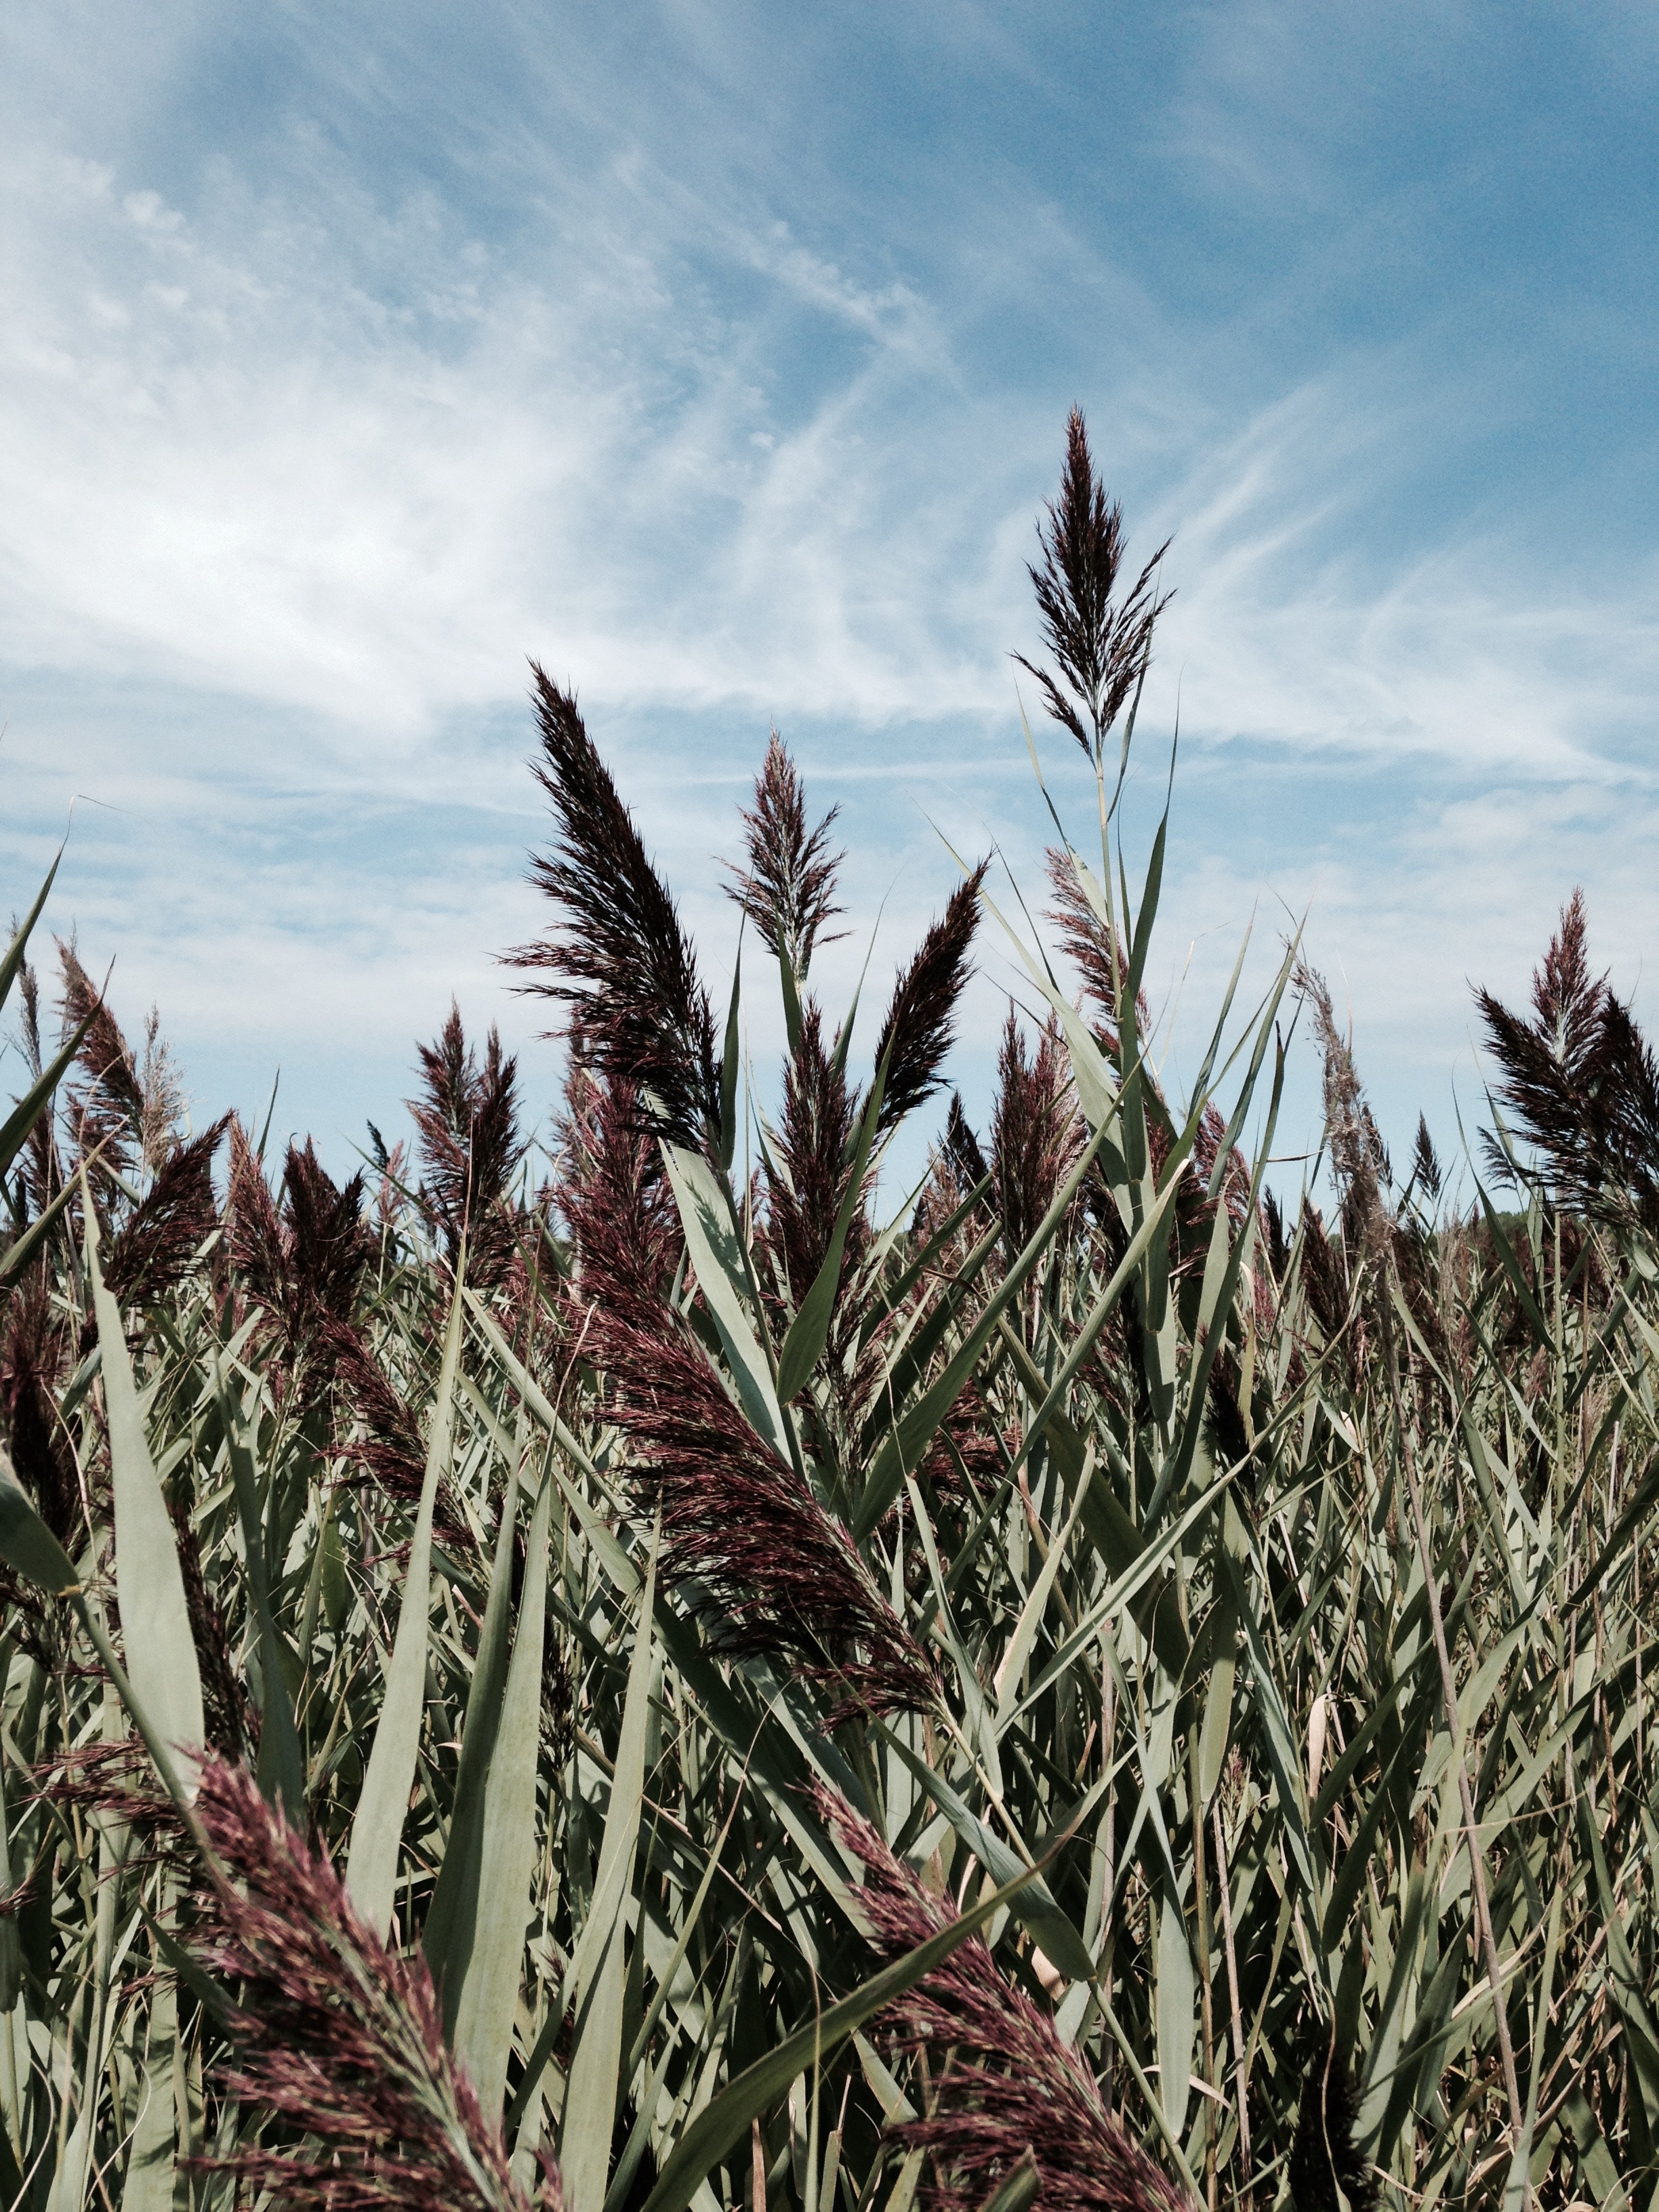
[1149, 372, 1659, 780]
[9, 105, 1650, 783]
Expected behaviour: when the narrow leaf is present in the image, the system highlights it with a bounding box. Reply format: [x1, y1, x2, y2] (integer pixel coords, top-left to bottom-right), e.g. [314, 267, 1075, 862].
[661, 1143, 790, 1463]
[346, 1277, 463, 1940]
[0, 846, 60, 1012]
[216, 1370, 304, 1822]
[87, 1206, 205, 1785]
[0, 1012, 92, 1183]
[855, 1120, 1113, 1540]
[718, 946, 743, 1171]
[1155, 1886, 1193, 2137]
[562, 1533, 660, 2212]
[453, 1464, 554, 2119]
[776, 1059, 886, 1401]
[0, 1444, 80, 1593]
[424, 1446, 524, 2024]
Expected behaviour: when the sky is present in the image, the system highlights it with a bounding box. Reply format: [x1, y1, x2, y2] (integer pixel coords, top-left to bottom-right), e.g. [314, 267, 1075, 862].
[3, 2, 1658, 1200]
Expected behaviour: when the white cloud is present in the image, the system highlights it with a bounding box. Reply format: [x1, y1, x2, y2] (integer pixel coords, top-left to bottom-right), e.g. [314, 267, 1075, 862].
[7, 120, 1652, 796]
[1143, 373, 1659, 780]
[0, 129, 1023, 750]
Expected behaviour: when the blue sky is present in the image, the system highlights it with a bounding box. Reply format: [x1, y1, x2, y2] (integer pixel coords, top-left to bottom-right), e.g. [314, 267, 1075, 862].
[4, 3, 1657, 1195]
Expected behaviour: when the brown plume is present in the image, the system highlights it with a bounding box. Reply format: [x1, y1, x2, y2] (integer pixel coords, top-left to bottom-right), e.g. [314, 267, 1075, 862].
[762, 998, 861, 1311]
[943, 1092, 990, 1201]
[991, 1009, 1078, 1257]
[556, 1068, 682, 1313]
[1288, 2045, 1378, 2212]
[1014, 411, 1171, 766]
[1409, 1113, 1443, 1205]
[566, 1089, 932, 1717]
[1044, 850, 1149, 1054]
[409, 1002, 526, 1286]
[1477, 889, 1659, 1235]
[182, 1755, 554, 2211]
[0, 1278, 80, 1549]
[725, 731, 845, 977]
[1293, 960, 1389, 1271]
[11, 959, 64, 1228]
[102, 1116, 228, 1307]
[511, 671, 720, 1156]
[594, 1302, 935, 1721]
[57, 943, 145, 1179]
[873, 866, 988, 1136]
[322, 1316, 469, 1548]
[818, 1787, 1193, 2212]
[225, 1123, 372, 1412]
[168, 1498, 260, 1760]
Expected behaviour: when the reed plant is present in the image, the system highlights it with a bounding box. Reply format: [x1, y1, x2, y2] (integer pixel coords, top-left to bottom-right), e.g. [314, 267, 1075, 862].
[0, 414, 1655, 2212]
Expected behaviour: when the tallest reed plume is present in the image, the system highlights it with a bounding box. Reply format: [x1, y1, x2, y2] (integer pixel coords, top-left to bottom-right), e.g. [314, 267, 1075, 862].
[1014, 408, 1171, 764]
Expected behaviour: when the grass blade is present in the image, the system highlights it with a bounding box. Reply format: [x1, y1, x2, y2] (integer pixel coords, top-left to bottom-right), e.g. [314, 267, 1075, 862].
[562, 1530, 659, 2212]
[453, 1464, 554, 2119]
[346, 1276, 464, 1940]
[87, 1204, 204, 1785]
[661, 1143, 790, 1463]
[0, 1447, 81, 1593]
[0, 846, 60, 1013]
[216, 1367, 304, 1822]
[424, 1443, 524, 2026]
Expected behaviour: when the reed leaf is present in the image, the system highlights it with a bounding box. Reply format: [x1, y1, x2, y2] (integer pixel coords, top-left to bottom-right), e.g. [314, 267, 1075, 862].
[346, 1275, 464, 1940]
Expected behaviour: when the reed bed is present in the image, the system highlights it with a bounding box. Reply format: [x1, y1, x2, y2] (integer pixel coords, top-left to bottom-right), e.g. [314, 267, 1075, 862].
[1, 414, 1654, 2212]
